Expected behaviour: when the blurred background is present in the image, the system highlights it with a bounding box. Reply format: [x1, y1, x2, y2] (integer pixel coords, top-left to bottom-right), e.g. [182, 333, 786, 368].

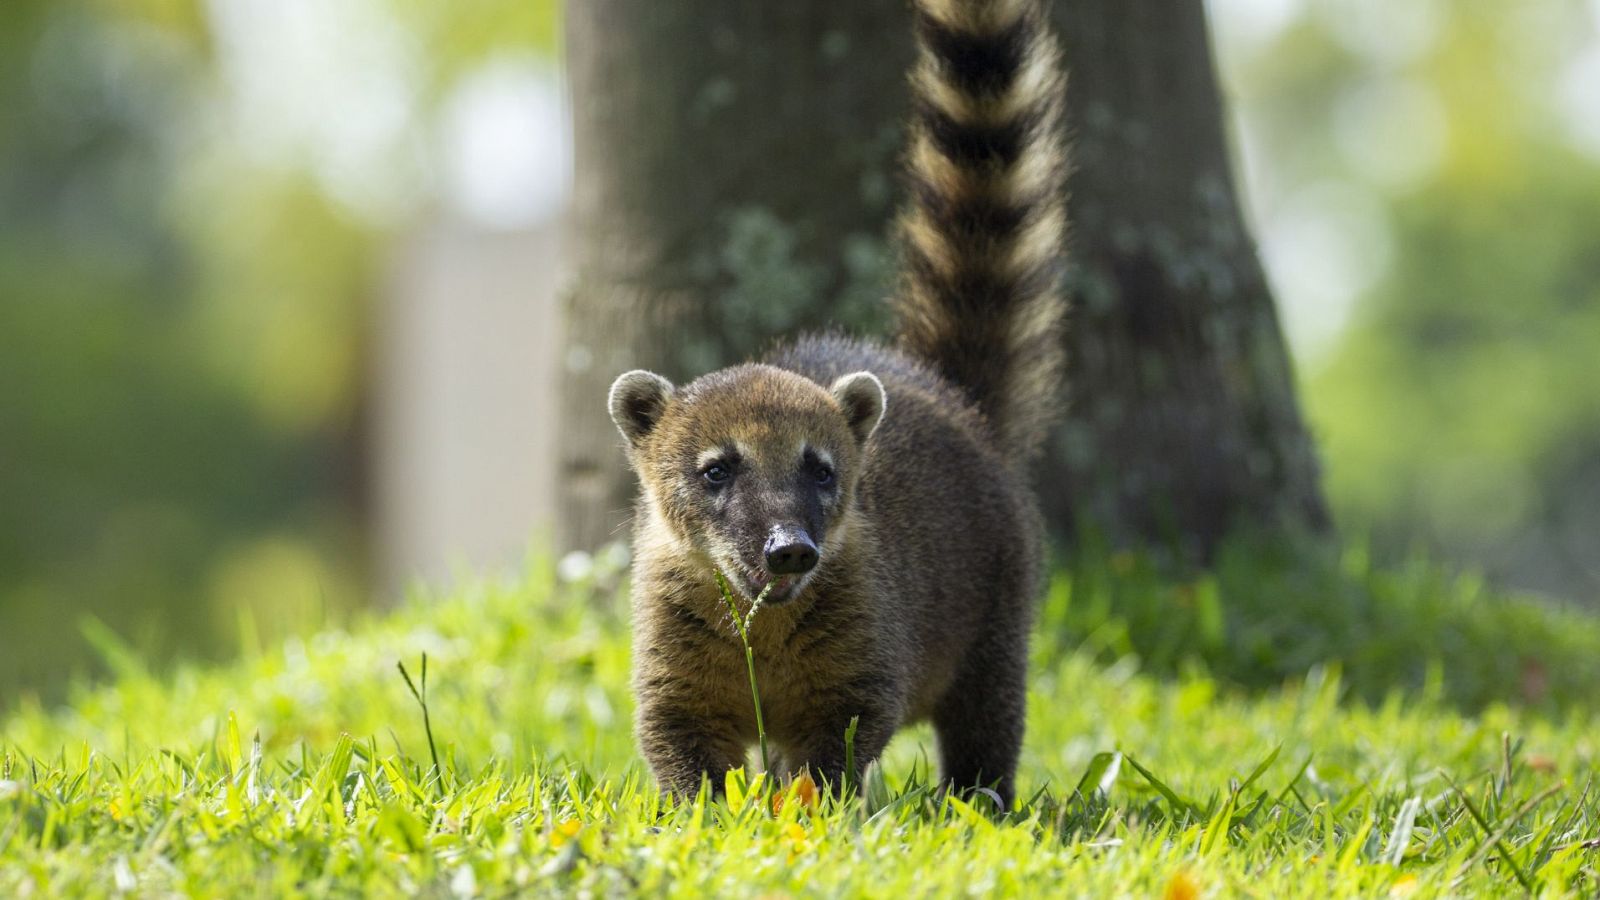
[2, 0, 1597, 705]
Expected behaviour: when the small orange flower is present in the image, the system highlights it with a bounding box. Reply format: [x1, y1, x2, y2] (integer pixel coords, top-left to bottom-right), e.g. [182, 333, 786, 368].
[793, 773, 818, 807]
[772, 773, 819, 815]
[1162, 869, 1201, 900]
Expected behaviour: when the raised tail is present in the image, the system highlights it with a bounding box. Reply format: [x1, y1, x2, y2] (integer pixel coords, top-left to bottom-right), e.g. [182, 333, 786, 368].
[893, 0, 1069, 461]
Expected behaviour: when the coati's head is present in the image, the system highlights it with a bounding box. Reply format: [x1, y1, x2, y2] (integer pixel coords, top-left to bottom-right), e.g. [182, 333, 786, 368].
[608, 364, 885, 604]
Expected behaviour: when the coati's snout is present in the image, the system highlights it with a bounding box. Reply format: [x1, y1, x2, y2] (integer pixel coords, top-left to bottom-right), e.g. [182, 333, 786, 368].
[607, 363, 885, 603]
[751, 525, 820, 605]
[763, 525, 817, 575]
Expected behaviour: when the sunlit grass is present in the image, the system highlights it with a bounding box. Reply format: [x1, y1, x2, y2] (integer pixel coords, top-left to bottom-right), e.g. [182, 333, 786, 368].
[2, 548, 1598, 896]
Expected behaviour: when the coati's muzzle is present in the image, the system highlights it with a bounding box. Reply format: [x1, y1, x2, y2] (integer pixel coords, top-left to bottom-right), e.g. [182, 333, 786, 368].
[738, 524, 817, 604]
[763, 525, 817, 576]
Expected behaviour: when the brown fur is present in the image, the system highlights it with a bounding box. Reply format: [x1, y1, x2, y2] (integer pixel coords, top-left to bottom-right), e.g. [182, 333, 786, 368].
[608, 0, 1067, 808]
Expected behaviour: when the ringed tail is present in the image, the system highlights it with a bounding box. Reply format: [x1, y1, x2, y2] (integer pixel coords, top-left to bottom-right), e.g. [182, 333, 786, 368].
[893, 0, 1070, 461]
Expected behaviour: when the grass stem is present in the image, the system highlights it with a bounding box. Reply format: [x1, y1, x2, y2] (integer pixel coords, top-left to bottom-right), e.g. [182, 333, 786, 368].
[396, 655, 442, 790]
[716, 571, 773, 779]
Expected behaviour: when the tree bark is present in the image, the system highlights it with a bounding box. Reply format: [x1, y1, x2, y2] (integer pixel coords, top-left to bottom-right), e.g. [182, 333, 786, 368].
[1044, 0, 1329, 554]
[560, 0, 1329, 555]
[560, 1, 910, 551]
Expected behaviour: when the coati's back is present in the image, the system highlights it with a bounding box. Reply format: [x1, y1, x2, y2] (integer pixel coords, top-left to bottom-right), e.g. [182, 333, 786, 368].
[607, 0, 1067, 807]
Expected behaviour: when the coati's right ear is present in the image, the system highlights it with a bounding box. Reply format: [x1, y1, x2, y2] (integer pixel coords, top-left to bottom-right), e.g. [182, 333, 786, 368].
[830, 371, 886, 446]
[608, 370, 675, 449]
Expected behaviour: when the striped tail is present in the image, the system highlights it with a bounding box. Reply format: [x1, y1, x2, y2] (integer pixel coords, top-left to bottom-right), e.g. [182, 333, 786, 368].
[893, 0, 1069, 461]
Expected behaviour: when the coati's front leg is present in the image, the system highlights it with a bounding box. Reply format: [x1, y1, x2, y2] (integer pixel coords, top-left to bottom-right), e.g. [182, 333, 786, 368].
[631, 590, 757, 799]
[775, 685, 900, 794]
[634, 700, 748, 800]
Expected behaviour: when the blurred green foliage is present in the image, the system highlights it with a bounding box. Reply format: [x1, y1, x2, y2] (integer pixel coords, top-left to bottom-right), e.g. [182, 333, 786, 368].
[0, 0, 558, 703]
[1314, 163, 1600, 600]
[1219, 0, 1600, 599]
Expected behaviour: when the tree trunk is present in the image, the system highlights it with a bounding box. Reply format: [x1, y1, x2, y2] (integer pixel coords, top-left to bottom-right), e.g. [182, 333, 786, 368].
[560, 1, 911, 551]
[1044, 0, 1329, 554]
[559, 0, 1329, 555]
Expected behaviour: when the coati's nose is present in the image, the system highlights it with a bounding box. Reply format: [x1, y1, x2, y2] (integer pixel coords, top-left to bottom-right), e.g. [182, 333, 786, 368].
[763, 528, 818, 575]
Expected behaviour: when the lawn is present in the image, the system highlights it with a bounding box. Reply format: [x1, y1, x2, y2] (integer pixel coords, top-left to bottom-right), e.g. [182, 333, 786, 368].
[2, 546, 1598, 897]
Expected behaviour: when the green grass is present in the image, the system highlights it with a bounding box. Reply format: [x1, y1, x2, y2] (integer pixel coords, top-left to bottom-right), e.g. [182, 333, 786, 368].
[1059, 535, 1600, 712]
[3, 549, 1598, 897]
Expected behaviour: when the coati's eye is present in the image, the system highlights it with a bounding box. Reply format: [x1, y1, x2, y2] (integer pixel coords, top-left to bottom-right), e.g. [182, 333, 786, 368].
[702, 464, 732, 486]
[802, 447, 836, 488]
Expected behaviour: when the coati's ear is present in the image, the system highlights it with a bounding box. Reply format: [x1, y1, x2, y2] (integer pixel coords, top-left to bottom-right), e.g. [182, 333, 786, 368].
[830, 371, 886, 446]
[608, 370, 675, 449]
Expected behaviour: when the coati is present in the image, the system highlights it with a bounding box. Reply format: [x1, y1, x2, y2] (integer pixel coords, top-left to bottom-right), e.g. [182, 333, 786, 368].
[606, 0, 1066, 808]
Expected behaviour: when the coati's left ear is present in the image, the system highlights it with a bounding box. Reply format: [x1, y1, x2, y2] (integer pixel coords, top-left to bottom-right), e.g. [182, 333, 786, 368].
[609, 370, 675, 450]
[830, 371, 886, 446]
